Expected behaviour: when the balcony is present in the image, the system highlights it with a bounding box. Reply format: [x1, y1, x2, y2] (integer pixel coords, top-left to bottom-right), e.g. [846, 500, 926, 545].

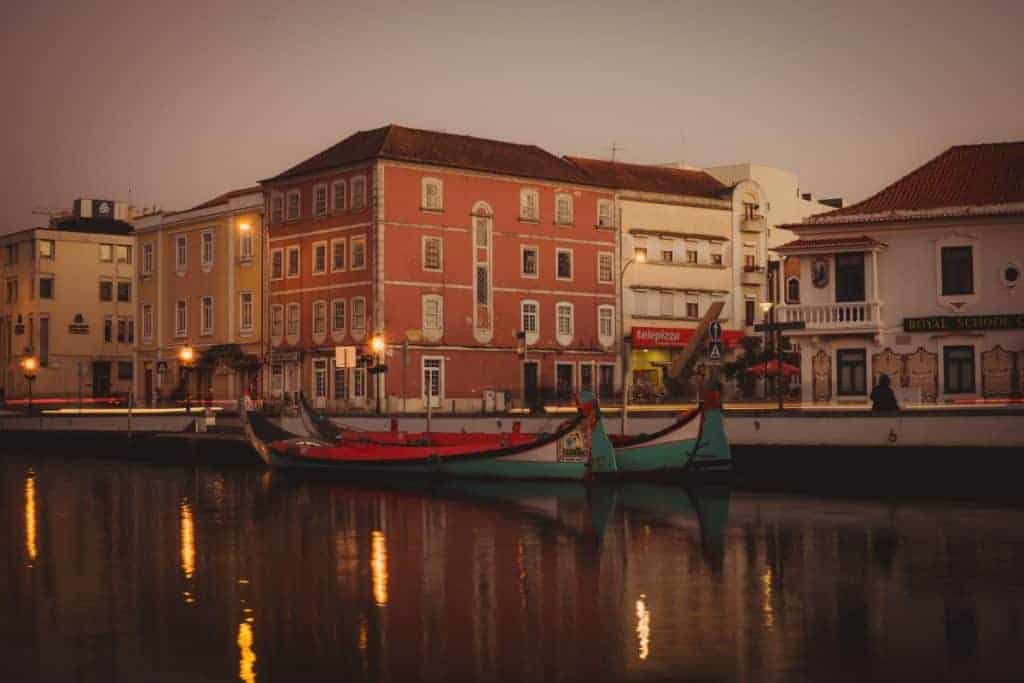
[774, 301, 882, 334]
[741, 264, 765, 285]
[741, 214, 766, 232]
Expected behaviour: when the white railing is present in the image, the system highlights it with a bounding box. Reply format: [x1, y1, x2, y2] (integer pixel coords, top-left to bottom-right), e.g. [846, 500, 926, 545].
[775, 301, 882, 329]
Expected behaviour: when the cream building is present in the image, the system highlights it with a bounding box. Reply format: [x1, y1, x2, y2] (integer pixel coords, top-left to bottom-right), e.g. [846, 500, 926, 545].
[133, 188, 264, 407]
[1, 206, 137, 402]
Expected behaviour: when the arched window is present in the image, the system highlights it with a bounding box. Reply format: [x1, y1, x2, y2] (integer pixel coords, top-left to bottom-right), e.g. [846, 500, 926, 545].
[786, 277, 800, 304]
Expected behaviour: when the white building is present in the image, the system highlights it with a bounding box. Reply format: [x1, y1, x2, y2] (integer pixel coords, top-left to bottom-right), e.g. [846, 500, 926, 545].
[775, 142, 1024, 404]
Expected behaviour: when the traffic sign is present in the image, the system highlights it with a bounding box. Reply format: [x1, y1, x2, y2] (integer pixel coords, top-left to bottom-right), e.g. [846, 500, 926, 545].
[708, 320, 722, 341]
[707, 340, 724, 360]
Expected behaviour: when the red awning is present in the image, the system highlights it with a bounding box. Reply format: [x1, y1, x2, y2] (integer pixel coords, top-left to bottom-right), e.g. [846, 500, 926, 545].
[749, 359, 801, 377]
[631, 326, 744, 349]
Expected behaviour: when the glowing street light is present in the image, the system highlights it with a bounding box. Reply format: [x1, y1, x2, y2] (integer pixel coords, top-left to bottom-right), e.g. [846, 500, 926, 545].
[179, 346, 196, 414]
[370, 335, 386, 355]
[21, 356, 38, 415]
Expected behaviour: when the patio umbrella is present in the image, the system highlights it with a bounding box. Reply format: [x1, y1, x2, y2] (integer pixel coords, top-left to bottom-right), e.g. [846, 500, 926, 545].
[749, 359, 800, 377]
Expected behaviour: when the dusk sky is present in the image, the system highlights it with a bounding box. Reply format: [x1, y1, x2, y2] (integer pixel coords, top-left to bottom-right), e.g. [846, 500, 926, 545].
[2, 0, 1022, 230]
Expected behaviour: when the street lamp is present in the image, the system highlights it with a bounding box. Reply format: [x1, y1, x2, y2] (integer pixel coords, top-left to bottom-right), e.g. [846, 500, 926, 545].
[21, 356, 38, 415]
[619, 249, 646, 435]
[179, 345, 195, 414]
[370, 335, 386, 414]
[759, 301, 782, 408]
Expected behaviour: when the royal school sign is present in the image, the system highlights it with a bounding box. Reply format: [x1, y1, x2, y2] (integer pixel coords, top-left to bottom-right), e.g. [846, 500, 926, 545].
[903, 314, 1024, 333]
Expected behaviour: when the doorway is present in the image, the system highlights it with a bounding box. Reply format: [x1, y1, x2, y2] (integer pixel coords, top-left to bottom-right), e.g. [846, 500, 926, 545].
[92, 361, 112, 397]
[522, 361, 539, 408]
[423, 357, 443, 408]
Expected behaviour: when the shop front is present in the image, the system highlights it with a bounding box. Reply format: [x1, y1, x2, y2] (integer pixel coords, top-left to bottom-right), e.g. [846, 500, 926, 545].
[629, 326, 744, 401]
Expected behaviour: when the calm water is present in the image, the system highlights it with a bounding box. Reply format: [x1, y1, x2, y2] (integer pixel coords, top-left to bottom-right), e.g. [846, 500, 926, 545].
[4, 455, 1024, 682]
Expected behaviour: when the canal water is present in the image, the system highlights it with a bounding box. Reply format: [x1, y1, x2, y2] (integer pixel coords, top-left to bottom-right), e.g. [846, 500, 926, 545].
[3, 454, 1024, 682]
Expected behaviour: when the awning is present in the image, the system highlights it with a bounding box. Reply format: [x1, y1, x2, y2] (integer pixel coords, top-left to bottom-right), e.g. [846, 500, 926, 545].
[749, 359, 800, 377]
[199, 344, 259, 368]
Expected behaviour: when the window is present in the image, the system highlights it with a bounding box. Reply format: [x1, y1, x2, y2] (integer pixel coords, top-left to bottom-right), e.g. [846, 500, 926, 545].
[520, 189, 539, 220]
[351, 236, 366, 270]
[99, 280, 113, 301]
[271, 248, 283, 279]
[423, 236, 442, 271]
[175, 235, 187, 271]
[521, 300, 539, 340]
[270, 364, 283, 393]
[661, 250, 673, 263]
[313, 300, 327, 336]
[744, 202, 759, 220]
[835, 252, 865, 302]
[474, 215, 489, 246]
[521, 246, 538, 277]
[634, 247, 648, 261]
[331, 299, 346, 334]
[118, 361, 133, 381]
[313, 358, 329, 399]
[117, 281, 131, 302]
[598, 253, 613, 284]
[660, 291, 674, 316]
[39, 277, 54, 299]
[686, 250, 698, 264]
[351, 297, 366, 333]
[331, 238, 346, 271]
[270, 193, 283, 224]
[598, 305, 614, 345]
[38, 239, 54, 259]
[944, 346, 975, 394]
[332, 180, 346, 212]
[597, 200, 614, 228]
[286, 303, 300, 338]
[4, 277, 16, 303]
[422, 178, 443, 210]
[333, 365, 348, 400]
[556, 302, 574, 342]
[555, 194, 573, 224]
[422, 295, 443, 331]
[351, 176, 366, 211]
[116, 244, 132, 264]
[313, 242, 327, 274]
[39, 316, 49, 366]
[287, 246, 300, 277]
[6, 243, 18, 265]
[201, 230, 214, 268]
[201, 296, 214, 335]
[423, 358, 442, 405]
[286, 190, 301, 220]
[142, 243, 154, 275]
[100, 243, 113, 262]
[687, 301, 699, 318]
[353, 367, 367, 398]
[104, 317, 113, 343]
[556, 249, 573, 280]
[476, 265, 489, 304]
[240, 291, 254, 332]
[786, 277, 800, 303]
[745, 299, 756, 326]
[313, 184, 328, 217]
[941, 246, 973, 296]
[239, 228, 254, 260]
[142, 304, 153, 341]
[270, 304, 283, 339]
[175, 300, 187, 336]
[117, 318, 134, 344]
[837, 349, 867, 396]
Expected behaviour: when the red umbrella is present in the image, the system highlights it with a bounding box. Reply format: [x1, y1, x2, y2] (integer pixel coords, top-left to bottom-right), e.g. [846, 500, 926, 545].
[749, 359, 800, 377]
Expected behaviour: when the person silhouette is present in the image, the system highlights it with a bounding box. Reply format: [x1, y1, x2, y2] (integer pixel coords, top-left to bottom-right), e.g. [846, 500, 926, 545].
[870, 373, 899, 411]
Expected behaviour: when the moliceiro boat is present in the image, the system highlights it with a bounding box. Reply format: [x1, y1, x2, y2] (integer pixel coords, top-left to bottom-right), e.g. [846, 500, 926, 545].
[241, 391, 732, 479]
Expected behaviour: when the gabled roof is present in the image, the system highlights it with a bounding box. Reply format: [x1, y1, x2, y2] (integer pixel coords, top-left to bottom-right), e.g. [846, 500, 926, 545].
[565, 157, 729, 199]
[803, 142, 1024, 226]
[263, 124, 591, 186]
[775, 235, 887, 253]
[186, 186, 262, 212]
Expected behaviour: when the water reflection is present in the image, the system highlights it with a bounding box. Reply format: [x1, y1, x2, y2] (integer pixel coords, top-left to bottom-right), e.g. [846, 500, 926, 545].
[4, 455, 1024, 682]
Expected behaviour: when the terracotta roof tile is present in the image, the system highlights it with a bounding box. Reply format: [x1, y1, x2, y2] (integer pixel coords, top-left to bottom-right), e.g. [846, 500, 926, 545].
[185, 186, 263, 212]
[566, 156, 728, 199]
[775, 235, 887, 252]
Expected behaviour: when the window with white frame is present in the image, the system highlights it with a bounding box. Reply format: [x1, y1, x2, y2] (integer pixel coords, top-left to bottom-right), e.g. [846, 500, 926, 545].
[423, 236, 442, 271]
[201, 296, 214, 335]
[312, 242, 327, 274]
[598, 252, 613, 284]
[100, 243, 113, 262]
[38, 239, 54, 259]
[312, 300, 327, 337]
[422, 295, 443, 335]
[521, 246, 538, 277]
[597, 199, 614, 228]
[270, 304, 284, 340]
[422, 178, 443, 210]
[331, 299, 346, 335]
[331, 238, 346, 271]
[556, 248, 573, 280]
[270, 193, 283, 224]
[333, 363, 348, 400]
[239, 226, 254, 260]
[116, 244, 132, 264]
[351, 176, 366, 211]
[271, 248, 283, 279]
[201, 230, 214, 269]
[598, 305, 614, 346]
[686, 300, 699, 319]
[351, 297, 366, 334]
[556, 302, 574, 345]
[240, 291, 254, 333]
[520, 300, 539, 344]
[142, 303, 153, 341]
[555, 194, 573, 225]
[286, 190, 300, 220]
[332, 179, 346, 212]
[286, 245, 300, 277]
[520, 189, 539, 220]
[142, 243, 154, 275]
[350, 236, 366, 270]
[786, 277, 800, 304]
[312, 358, 329, 399]
[286, 303, 300, 339]
[353, 366, 367, 398]
[313, 184, 328, 217]
[175, 299, 187, 337]
[175, 235, 187, 272]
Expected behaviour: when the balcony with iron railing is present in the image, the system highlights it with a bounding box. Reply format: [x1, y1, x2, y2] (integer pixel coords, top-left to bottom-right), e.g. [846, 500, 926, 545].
[741, 214, 766, 232]
[774, 301, 883, 333]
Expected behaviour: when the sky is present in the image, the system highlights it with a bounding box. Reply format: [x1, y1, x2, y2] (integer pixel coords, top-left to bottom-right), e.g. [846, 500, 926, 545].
[2, 0, 1022, 230]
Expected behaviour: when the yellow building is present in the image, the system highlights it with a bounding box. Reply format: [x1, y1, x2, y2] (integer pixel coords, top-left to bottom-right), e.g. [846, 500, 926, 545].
[1, 209, 137, 402]
[133, 188, 265, 407]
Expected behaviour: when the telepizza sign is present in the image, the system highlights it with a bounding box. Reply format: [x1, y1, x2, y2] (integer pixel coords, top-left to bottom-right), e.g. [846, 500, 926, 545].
[631, 326, 743, 349]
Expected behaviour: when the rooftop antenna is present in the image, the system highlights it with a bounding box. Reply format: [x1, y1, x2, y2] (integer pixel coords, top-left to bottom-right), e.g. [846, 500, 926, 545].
[609, 141, 624, 162]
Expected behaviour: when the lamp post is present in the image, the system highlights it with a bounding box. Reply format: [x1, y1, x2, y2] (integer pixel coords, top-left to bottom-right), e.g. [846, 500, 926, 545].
[618, 249, 646, 435]
[21, 356, 38, 415]
[370, 334, 386, 414]
[759, 301, 774, 403]
[179, 345, 195, 415]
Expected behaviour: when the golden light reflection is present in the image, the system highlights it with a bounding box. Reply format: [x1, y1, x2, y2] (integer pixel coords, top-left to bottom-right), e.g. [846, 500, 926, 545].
[761, 566, 775, 629]
[358, 614, 369, 653]
[635, 594, 651, 661]
[237, 620, 256, 683]
[371, 530, 389, 607]
[25, 470, 38, 564]
[516, 539, 528, 608]
[180, 499, 196, 579]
